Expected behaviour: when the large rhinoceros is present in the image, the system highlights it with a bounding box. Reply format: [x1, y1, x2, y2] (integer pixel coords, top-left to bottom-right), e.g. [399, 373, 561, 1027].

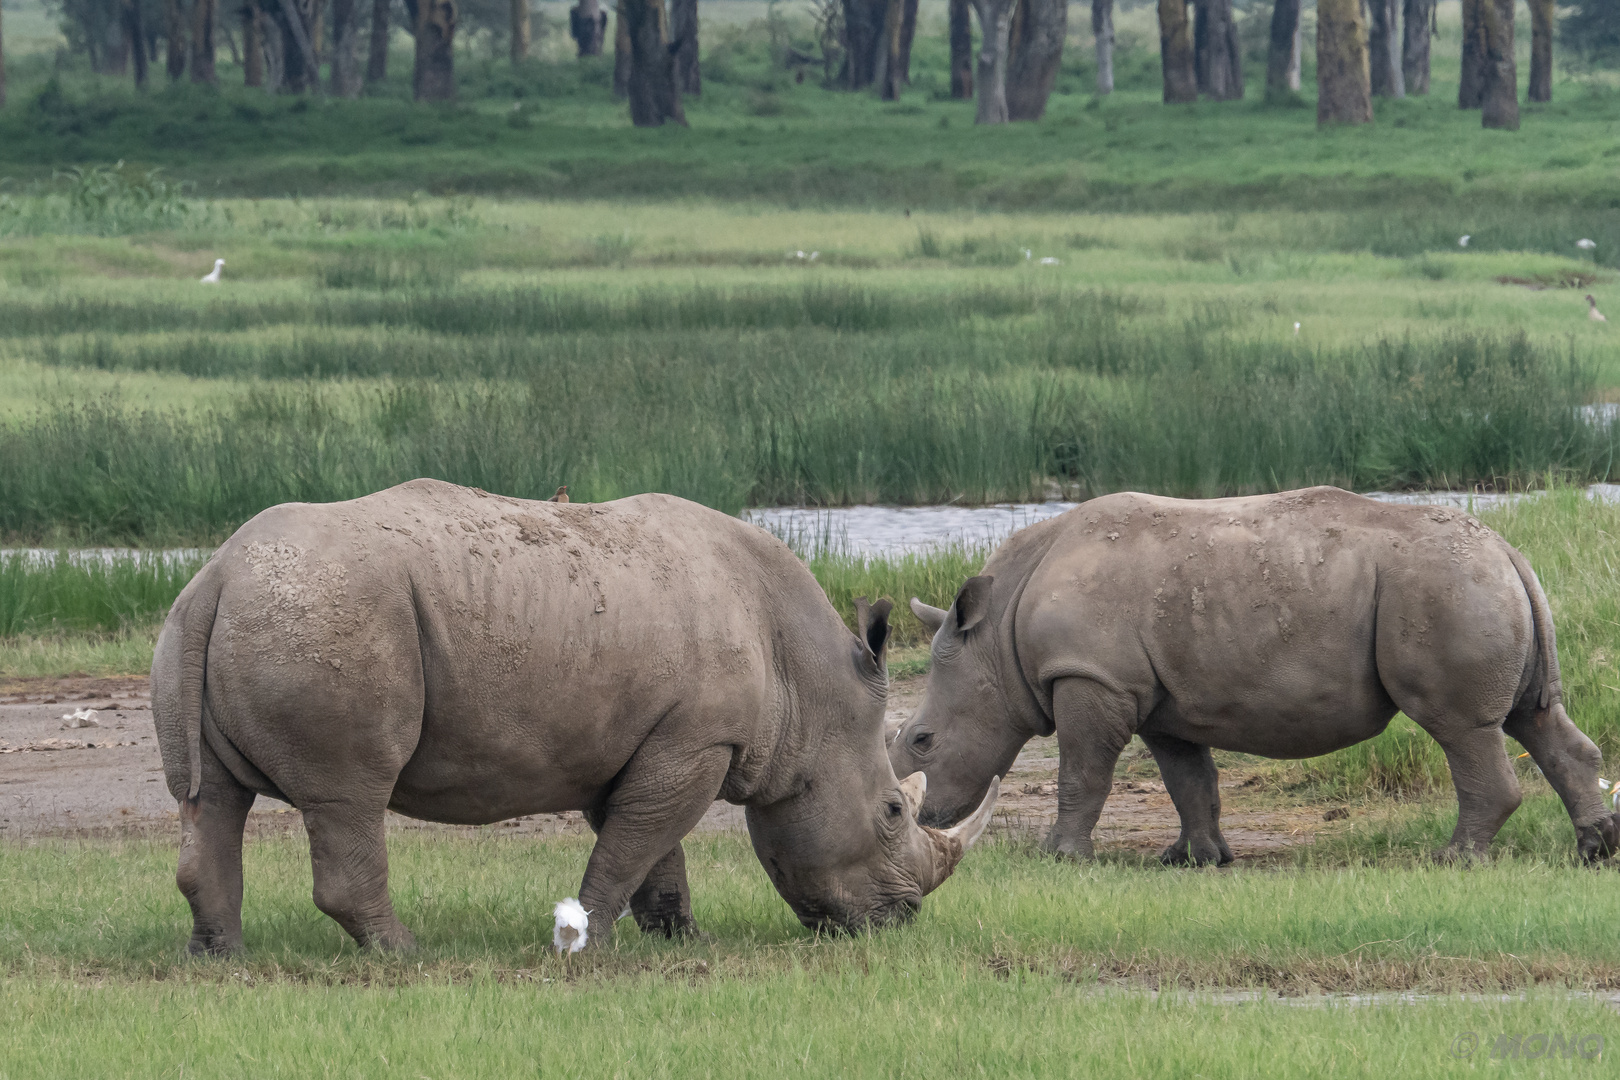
[891, 486, 1618, 864]
[153, 479, 995, 955]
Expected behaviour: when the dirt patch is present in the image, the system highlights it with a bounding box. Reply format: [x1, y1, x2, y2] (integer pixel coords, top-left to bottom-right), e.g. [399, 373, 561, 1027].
[0, 674, 1334, 857]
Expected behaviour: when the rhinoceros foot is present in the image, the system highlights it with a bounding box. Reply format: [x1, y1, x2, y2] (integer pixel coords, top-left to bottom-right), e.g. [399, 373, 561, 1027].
[1577, 815, 1620, 865]
[1157, 834, 1233, 867]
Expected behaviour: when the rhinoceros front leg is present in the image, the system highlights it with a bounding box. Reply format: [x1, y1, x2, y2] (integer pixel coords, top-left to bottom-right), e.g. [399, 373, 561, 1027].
[1140, 732, 1233, 866]
[630, 843, 699, 937]
[577, 743, 731, 947]
[1505, 703, 1619, 863]
[1044, 678, 1136, 860]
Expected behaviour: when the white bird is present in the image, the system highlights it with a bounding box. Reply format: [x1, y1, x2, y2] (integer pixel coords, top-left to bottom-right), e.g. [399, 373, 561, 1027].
[1293, 322, 1301, 337]
[1589, 294, 1608, 323]
[792, 250, 807, 260]
[1577, 238, 1597, 250]
[1022, 248, 1032, 261]
[200, 258, 225, 284]
[1458, 235, 1471, 248]
[1038, 256, 1061, 265]
[553, 897, 590, 954]
[808, 251, 819, 261]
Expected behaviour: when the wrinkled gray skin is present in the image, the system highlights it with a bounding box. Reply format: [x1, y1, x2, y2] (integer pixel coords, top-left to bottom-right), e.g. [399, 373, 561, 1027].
[893, 487, 1620, 865]
[153, 479, 982, 955]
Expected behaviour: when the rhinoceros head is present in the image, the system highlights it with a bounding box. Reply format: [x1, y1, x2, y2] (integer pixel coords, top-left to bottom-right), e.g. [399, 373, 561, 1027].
[889, 576, 1029, 829]
[746, 597, 998, 932]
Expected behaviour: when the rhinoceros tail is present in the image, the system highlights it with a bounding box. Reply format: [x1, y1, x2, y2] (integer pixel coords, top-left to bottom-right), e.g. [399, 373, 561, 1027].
[158, 568, 225, 803]
[1505, 544, 1562, 711]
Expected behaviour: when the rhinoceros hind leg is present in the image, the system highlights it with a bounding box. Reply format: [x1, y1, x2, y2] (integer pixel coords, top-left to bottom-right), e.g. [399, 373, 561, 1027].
[1504, 703, 1617, 864]
[176, 742, 256, 957]
[630, 843, 700, 937]
[302, 800, 416, 951]
[1043, 678, 1136, 861]
[1415, 718, 1522, 860]
[578, 743, 731, 947]
[1140, 732, 1233, 866]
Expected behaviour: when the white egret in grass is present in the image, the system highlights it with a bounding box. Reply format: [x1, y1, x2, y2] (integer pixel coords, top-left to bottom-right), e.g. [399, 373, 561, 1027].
[1021, 248, 1032, 260]
[1294, 322, 1301, 336]
[1589, 295, 1608, 324]
[200, 259, 224, 283]
[1458, 235, 1471, 248]
[1038, 256, 1061, 265]
[553, 898, 589, 954]
[1577, 239, 1597, 250]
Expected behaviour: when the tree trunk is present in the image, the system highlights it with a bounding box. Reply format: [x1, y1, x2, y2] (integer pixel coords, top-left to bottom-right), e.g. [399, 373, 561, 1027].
[166, 0, 188, 80]
[612, 2, 631, 96]
[1092, 0, 1113, 95]
[365, 0, 389, 81]
[968, 0, 1015, 123]
[1367, 0, 1402, 96]
[1527, 0, 1552, 103]
[1479, 0, 1516, 129]
[669, 0, 698, 95]
[127, 0, 150, 87]
[1401, 0, 1432, 94]
[275, 0, 320, 91]
[412, 0, 455, 100]
[569, 0, 605, 56]
[949, 0, 973, 98]
[1287, 17, 1301, 88]
[1316, 0, 1370, 124]
[623, 0, 683, 125]
[875, 0, 905, 98]
[896, 0, 919, 85]
[243, 0, 265, 85]
[1265, 0, 1299, 100]
[1458, 0, 1485, 107]
[329, 0, 360, 93]
[842, 0, 887, 89]
[191, 0, 218, 82]
[510, 0, 528, 62]
[1158, 0, 1196, 103]
[1006, 0, 1064, 119]
[1193, 0, 1241, 99]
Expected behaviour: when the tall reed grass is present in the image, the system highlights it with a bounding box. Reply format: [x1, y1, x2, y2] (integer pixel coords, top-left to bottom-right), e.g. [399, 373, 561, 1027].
[2, 324, 1609, 542]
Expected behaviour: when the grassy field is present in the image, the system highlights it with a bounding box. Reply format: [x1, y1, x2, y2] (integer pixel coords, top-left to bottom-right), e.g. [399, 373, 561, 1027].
[4, 823, 1620, 1077]
[0, 196, 1617, 543]
[3, 4, 1620, 1069]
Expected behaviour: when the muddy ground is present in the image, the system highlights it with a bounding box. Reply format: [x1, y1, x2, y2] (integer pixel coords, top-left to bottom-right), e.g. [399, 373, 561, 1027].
[0, 675, 1336, 858]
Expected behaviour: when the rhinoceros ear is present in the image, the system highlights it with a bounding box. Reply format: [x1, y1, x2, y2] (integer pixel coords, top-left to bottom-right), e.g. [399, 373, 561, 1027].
[953, 576, 994, 633]
[854, 596, 893, 668]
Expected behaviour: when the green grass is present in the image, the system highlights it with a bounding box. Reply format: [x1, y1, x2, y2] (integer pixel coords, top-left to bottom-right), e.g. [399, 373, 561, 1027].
[3, 824, 1620, 1076]
[0, 0, 1617, 216]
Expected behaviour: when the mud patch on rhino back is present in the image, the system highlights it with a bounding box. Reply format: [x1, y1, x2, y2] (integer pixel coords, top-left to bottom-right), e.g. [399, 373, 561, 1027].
[237, 540, 366, 671]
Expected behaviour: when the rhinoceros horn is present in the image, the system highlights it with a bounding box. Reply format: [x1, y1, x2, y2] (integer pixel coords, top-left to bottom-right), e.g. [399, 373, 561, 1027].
[917, 776, 999, 893]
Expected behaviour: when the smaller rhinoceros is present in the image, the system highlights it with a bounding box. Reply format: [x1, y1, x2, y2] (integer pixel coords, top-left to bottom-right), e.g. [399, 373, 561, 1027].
[891, 486, 1618, 865]
[153, 480, 996, 955]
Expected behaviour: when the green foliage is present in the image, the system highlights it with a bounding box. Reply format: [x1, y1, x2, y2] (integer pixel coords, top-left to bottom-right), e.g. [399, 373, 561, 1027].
[0, 161, 200, 237]
[1560, 0, 1620, 64]
[0, 551, 207, 635]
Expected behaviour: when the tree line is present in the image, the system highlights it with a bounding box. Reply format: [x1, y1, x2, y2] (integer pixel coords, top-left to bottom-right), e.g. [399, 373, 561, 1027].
[0, 0, 1600, 130]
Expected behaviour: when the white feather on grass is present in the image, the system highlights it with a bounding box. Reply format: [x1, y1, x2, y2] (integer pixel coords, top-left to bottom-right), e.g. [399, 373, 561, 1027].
[553, 898, 590, 954]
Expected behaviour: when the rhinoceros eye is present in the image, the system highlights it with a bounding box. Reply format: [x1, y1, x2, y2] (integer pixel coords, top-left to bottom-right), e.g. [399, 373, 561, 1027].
[912, 731, 933, 749]
[886, 801, 904, 818]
